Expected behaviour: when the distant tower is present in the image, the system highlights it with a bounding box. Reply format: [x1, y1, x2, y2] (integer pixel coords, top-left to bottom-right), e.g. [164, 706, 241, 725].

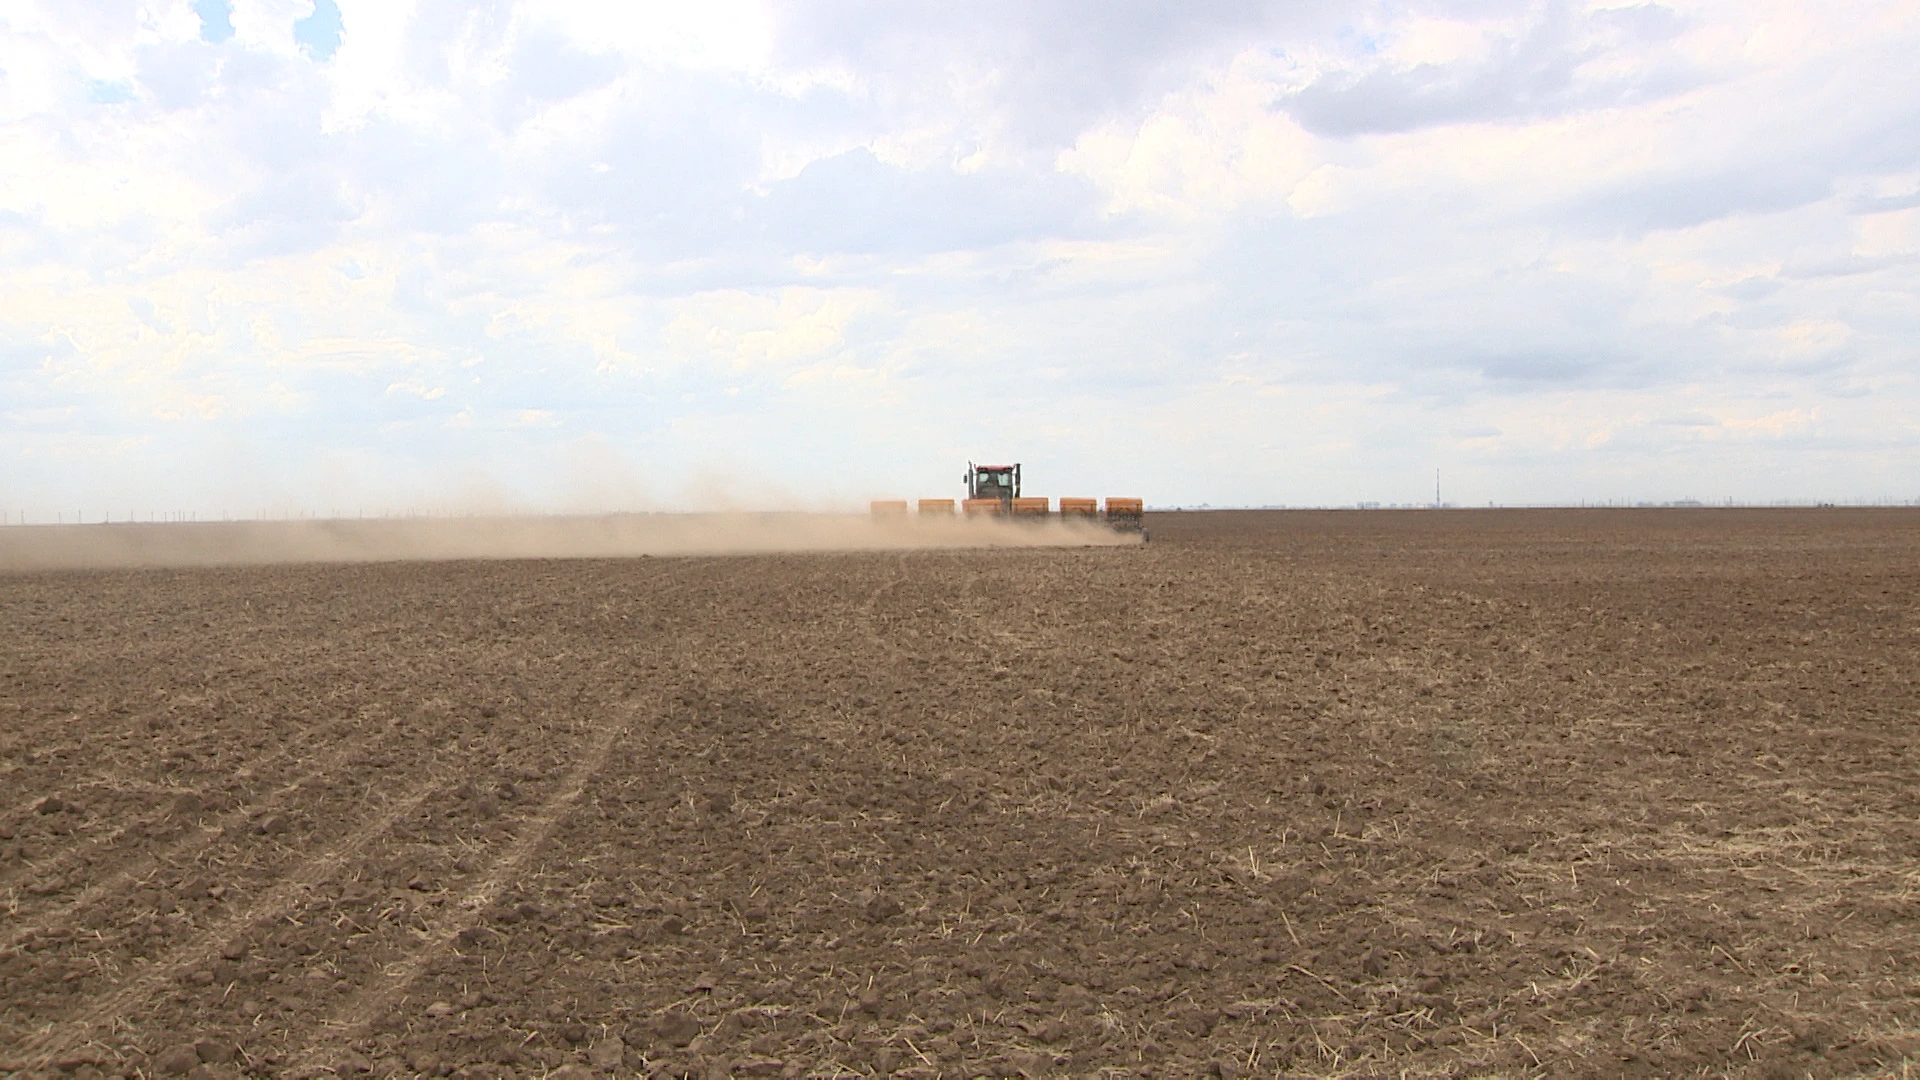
[1435, 468, 1441, 508]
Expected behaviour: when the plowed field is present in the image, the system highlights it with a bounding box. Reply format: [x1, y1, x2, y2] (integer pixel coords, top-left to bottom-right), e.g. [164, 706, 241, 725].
[3, 509, 1917, 1080]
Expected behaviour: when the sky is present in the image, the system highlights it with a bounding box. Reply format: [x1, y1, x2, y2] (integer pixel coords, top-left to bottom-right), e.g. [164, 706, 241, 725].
[1, 0, 1917, 517]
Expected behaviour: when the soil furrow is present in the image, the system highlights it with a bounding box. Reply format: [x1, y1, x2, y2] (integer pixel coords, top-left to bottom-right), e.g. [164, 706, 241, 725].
[281, 710, 637, 1068]
[0, 736, 374, 939]
[3, 776, 454, 1069]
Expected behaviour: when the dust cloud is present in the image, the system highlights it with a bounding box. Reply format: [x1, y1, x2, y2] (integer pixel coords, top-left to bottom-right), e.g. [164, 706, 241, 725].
[0, 512, 1140, 572]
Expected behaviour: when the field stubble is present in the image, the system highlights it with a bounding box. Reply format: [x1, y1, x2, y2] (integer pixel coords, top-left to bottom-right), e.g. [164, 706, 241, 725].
[1, 508, 1917, 1079]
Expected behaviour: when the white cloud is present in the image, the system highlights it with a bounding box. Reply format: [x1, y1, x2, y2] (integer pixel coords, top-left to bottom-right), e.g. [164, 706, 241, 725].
[0, 0, 1917, 516]
[1059, 49, 1319, 219]
[539, 0, 774, 73]
[662, 288, 881, 370]
[384, 380, 445, 399]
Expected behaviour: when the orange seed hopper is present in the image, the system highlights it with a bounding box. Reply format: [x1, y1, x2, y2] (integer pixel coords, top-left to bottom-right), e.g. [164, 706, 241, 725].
[1058, 498, 1097, 517]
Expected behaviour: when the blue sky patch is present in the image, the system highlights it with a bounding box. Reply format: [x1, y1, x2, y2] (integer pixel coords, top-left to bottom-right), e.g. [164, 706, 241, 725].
[87, 79, 135, 104]
[193, 0, 234, 44]
[295, 0, 344, 61]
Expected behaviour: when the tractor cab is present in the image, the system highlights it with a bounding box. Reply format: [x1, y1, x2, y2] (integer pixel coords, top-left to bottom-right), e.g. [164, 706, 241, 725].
[965, 463, 1021, 510]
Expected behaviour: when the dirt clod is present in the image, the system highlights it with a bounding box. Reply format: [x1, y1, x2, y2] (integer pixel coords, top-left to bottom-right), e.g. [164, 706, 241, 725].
[655, 1012, 702, 1048]
[1361, 946, 1387, 977]
[150, 1045, 200, 1076]
[587, 1036, 625, 1071]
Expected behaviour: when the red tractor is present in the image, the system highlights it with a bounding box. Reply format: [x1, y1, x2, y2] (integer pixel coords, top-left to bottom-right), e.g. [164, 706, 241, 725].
[963, 462, 1022, 514]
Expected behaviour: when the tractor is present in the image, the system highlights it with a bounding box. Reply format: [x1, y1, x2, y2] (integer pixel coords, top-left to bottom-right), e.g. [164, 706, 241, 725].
[964, 463, 1021, 513]
[872, 463, 1142, 534]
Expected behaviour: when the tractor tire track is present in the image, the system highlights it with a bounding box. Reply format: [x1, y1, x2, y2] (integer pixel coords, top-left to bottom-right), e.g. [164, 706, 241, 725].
[0, 734, 269, 840]
[2, 773, 454, 1070]
[0, 682, 354, 826]
[854, 555, 910, 653]
[282, 710, 635, 1066]
[0, 728, 361, 897]
[1, 734, 391, 951]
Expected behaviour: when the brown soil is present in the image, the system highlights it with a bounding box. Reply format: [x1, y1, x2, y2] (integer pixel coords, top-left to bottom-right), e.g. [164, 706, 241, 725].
[2, 508, 1917, 1080]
